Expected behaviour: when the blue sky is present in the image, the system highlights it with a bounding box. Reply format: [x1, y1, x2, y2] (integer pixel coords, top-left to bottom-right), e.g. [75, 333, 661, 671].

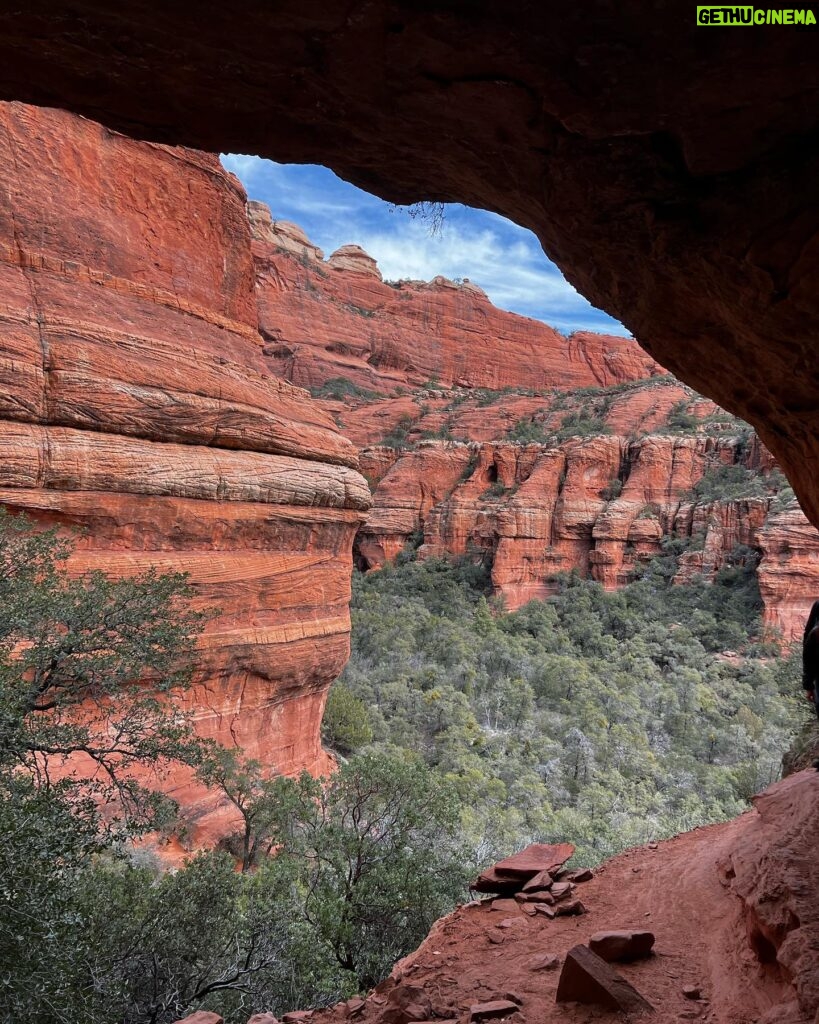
[221, 155, 629, 337]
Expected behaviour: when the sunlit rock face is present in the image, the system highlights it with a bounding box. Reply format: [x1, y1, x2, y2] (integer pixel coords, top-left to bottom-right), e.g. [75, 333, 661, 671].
[0, 102, 369, 843]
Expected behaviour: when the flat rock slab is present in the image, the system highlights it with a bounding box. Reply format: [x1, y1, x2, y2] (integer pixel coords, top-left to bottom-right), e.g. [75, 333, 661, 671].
[469, 1001, 521, 1021]
[566, 868, 594, 883]
[472, 843, 575, 893]
[556, 945, 654, 1014]
[589, 930, 655, 962]
[282, 1014, 314, 1023]
[528, 953, 560, 971]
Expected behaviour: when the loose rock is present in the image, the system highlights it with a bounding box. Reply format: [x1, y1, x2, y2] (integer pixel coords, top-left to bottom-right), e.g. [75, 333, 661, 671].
[471, 843, 575, 894]
[682, 985, 701, 1000]
[566, 868, 594, 883]
[556, 945, 654, 1013]
[469, 1000, 521, 1021]
[528, 953, 560, 972]
[553, 898, 586, 917]
[589, 930, 656, 962]
[248, 1015, 280, 1024]
[381, 985, 432, 1024]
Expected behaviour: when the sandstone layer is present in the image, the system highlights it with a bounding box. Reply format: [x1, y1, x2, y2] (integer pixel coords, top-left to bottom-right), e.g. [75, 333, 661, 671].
[0, 102, 369, 843]
[358, 435, 787, 617]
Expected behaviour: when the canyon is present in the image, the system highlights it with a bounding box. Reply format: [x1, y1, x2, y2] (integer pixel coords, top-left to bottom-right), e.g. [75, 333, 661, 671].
[1, 98, 816, 858]
[0, 15, 817, 1024]
[250, 213, 819, 642]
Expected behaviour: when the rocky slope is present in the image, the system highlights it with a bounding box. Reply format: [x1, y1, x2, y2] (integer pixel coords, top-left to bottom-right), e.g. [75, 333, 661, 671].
[302, 768, 819, 1024]
[0, 103, 369, 843]
[249, 213, 819, 642]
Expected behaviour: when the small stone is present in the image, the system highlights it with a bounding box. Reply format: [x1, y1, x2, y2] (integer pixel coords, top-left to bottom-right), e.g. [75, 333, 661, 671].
[469, 1000, 520, 1021]
[682, 985, 701, 1000]
[346, 998, 365, 1017]
[498, 918, 516, 929]
[553, 898, 585, 917]
[528, 953, 560, 972]
[516, 891, 554, 905]
[487, 931, 505, 945]
[519, 903, 537, 916]
[520, 869, 553, 893]
[533, 904, 555, 918]
[503, 992, 524, 1006]
[566, 868, 593, 883]
[589, 930, 655, 963]
[381, 985, 432, 1024]
[550, 881, 573, 899]
[248, 1015, 280, 1024]
[173, 1014, 224, 1024]
[648, 842, 658, 850]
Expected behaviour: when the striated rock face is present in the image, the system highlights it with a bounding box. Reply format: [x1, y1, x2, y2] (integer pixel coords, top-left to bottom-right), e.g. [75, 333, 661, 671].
[307, 768, 819, 1024]
[758, 506, 819, 642]
[0, 103, 369, 842]
[250, 206, 666, 394]
[358, 435, 785, 613]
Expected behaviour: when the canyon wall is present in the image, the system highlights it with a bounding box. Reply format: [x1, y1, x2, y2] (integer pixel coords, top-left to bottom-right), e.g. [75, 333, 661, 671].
[248, 209, 819, 642]
[251, 208, 665, 394]
[0, 103, 369, 843]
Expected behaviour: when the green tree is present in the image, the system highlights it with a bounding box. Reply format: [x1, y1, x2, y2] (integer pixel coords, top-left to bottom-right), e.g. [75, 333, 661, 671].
[0, 509, 207, 830]
[271, 753, 469, 990]
[322, 683, 374, 754]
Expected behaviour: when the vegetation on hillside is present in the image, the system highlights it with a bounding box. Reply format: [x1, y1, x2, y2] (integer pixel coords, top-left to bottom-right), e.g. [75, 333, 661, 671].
[0, 513, 466, 1023]
[330, 545, 803, 865]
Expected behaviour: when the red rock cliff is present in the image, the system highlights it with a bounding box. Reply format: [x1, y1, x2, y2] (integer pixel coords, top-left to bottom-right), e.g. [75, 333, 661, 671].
[0, 103, 369, 844]
[250, 205, 666, 394]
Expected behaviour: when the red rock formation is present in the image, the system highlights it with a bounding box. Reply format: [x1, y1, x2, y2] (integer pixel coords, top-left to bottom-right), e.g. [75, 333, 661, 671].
[307, 768, 819, 1024]
[758, 504, 819, 642]
[0, 102, 369, 844]
[246, 214, 816, 637]
[250, 207, 666, 395]
[358, 435, 785, 613]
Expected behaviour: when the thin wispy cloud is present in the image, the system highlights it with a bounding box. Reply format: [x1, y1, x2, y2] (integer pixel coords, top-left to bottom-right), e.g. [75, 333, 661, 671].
[221, 154, 629, 336]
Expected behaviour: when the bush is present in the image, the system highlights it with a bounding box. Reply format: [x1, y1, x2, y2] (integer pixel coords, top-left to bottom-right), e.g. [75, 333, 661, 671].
[323, 684, 374, 753]
[310, 377, 383, 401]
